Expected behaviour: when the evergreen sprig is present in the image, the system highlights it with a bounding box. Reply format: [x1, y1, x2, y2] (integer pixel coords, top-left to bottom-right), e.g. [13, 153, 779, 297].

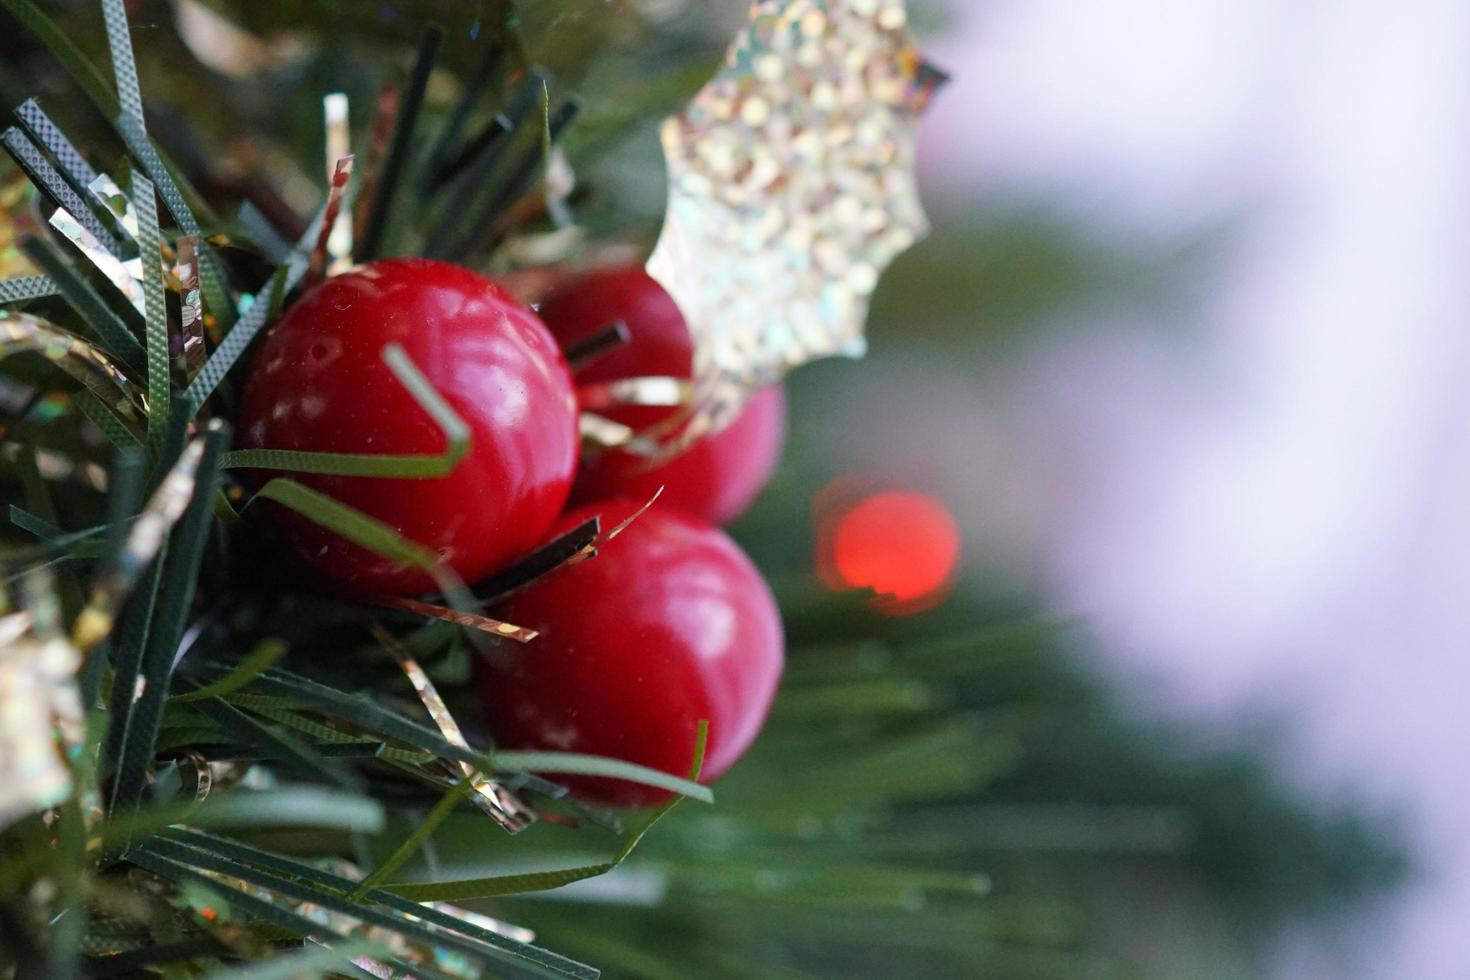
[0, 2, 1404, 978]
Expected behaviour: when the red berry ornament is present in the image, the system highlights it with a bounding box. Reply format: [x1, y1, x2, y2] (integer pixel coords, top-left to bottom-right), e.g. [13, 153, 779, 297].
[239, 258, 578, 595]
[539, 266, 786, 526]
[478, 499, 784, 807]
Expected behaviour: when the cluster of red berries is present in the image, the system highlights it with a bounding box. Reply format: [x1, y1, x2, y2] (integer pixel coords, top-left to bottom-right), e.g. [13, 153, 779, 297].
[238, 259, 785, 807]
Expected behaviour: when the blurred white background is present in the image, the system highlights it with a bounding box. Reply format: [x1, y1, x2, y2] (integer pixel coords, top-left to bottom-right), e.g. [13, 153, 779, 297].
[917, 1, 1470, 977]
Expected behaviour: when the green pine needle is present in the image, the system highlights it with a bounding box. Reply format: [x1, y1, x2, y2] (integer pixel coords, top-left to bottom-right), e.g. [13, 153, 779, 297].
[171, 640, 288, 703]
[386, 722, 710, 902]
[493, 751, 714, 804]
[248, 478, 439, 570]
[128, 172, 170, 454]
[350, 772, 479, 900]
[75, 391, 143, 449]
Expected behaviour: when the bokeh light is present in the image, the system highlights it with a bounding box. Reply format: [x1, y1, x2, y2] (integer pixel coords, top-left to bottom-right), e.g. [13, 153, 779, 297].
[816, 488, 961, 615]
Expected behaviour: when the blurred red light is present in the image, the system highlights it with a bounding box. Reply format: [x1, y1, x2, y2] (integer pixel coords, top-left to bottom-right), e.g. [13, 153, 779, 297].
[817, 489, 960, 615]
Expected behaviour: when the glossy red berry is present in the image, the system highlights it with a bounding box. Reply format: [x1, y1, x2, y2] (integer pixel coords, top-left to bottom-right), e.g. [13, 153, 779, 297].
[479, 499, 785, 807]
[539, 266, 786, 526]
[238, 258, 579, 595]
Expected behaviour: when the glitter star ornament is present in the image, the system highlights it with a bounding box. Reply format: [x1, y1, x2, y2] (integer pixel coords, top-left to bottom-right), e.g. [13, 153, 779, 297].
[646, 0, 935, 437]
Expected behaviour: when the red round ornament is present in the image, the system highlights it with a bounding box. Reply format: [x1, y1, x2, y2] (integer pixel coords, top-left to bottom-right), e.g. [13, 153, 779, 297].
[479, 499, 784, 807]
[238, 258, 579, 595]
[539, 266, 786, 526]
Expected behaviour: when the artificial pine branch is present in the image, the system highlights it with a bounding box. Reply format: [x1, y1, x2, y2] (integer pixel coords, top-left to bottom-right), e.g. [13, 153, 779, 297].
[0, 3, 1403, 979]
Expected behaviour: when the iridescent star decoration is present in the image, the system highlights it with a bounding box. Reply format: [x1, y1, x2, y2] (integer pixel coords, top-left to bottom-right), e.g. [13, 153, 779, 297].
[645, 0, 941, 442]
